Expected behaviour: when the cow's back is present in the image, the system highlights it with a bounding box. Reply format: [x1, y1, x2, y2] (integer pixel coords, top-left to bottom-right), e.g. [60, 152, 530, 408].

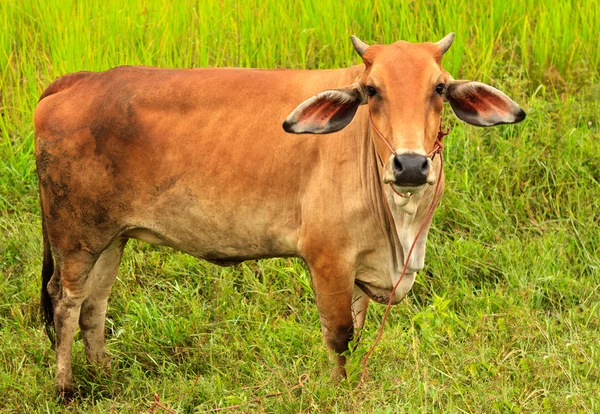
[34, 65, 363, 262]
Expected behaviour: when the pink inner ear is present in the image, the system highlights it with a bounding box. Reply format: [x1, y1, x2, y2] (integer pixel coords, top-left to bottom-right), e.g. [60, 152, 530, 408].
[298, 100, 344, 128]
[464, 87, 512, 119]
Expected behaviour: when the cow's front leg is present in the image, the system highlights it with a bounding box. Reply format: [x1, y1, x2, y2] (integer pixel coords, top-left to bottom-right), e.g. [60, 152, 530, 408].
[351, 285, 370, 338]
[308, 259, 355, 379]
[314, 287, 354, 379]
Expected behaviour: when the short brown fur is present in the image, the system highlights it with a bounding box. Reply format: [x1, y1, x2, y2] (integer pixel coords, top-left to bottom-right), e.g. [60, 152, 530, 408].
[36, 36, 524, 399]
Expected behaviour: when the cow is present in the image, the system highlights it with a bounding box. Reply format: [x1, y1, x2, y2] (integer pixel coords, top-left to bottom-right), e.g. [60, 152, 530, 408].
[34, 33, 525, 398]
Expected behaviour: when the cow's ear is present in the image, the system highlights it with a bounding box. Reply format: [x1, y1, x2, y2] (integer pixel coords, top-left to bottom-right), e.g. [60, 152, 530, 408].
[283, 85, 366, 134]
[445, 80, 526, 127]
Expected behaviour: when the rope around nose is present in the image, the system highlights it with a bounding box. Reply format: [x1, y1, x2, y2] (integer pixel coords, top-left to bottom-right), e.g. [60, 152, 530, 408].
[358, 114, 449, 387]
[368, 112, 447, 198]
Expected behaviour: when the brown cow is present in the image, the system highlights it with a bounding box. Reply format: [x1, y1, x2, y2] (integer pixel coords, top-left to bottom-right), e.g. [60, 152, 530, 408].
[34, 33, 525, 398]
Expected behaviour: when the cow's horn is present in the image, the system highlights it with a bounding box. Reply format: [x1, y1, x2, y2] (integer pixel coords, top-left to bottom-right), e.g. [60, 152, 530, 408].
[436, 32, 455, 55]
[351, 35, 369, 57]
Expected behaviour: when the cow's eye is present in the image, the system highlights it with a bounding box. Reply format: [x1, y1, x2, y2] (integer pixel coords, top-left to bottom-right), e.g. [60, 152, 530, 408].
[435, 83, 445, 95]
[365, 85, 377, 97]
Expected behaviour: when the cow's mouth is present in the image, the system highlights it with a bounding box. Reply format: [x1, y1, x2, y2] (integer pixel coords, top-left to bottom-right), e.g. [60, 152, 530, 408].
[355, 281, 403, 305]
[390, 183, 426, 195]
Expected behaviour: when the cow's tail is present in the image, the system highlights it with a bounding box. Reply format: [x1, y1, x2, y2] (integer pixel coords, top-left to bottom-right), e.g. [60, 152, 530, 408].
[40, 207, 56, 346]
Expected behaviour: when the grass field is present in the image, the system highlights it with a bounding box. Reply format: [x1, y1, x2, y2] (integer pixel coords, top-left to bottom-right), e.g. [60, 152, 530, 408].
[1, 0, 599, 412]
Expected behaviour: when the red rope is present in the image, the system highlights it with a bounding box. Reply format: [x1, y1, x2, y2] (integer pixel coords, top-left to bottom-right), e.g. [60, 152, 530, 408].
[369, 113, 448, 198]
[358, 115, 449, 387]
[368, 111, 397, 155]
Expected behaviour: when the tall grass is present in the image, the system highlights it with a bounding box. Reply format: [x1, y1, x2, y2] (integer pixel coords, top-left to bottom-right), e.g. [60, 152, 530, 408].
[1, 0, 599, 412]
[2, 1, 599, 91]
[1, 0, 598, 209]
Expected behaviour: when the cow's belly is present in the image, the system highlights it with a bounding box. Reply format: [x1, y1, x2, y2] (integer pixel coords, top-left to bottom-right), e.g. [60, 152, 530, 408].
[123, 228, 289, 266]
[121, 207, 300, 266]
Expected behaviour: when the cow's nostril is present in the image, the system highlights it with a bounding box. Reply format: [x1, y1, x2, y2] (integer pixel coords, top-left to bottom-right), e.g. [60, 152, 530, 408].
[393, 156, 403, 171]
[392, 153, 429, 186]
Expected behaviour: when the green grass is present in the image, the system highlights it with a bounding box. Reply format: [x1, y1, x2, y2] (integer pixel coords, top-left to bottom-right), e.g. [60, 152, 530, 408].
[1, 0, 599, 412]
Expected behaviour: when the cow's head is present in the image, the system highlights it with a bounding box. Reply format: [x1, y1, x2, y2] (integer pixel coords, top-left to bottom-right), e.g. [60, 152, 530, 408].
[283, 34, 526, 195]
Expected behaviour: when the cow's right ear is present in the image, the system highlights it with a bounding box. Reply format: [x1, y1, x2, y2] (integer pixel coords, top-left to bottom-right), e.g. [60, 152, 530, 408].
[283, 85, 366, 134]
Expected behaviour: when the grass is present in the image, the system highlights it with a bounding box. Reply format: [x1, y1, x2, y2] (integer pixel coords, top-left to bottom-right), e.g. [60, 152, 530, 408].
[1, 0, 599, 412]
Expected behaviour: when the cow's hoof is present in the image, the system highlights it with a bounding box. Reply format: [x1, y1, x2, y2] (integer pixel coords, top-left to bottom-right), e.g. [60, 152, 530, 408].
[58, 385, 74, 403]
[91, 355, 111, 373]
[331, 365, 347, 383]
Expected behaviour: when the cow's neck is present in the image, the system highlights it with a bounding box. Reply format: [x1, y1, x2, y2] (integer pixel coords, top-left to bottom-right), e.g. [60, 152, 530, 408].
[357, 111, 444, 276]
[311, 64, 443, 276]
[385, 168, 442, 274]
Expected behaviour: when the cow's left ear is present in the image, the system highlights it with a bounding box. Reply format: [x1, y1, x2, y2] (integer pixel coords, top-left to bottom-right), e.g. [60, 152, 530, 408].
[283, 85, 365, 134]
[445, 80, 526, 127]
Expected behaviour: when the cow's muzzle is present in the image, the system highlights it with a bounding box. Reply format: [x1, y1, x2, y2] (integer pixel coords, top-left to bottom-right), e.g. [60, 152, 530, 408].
[391, 153, 429, 186]
[383, 153, 432, 190]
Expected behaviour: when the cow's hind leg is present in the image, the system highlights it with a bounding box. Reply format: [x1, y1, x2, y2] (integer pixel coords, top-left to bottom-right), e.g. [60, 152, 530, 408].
[79, 239, 127, 369]
[48, 252, 96, 400]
